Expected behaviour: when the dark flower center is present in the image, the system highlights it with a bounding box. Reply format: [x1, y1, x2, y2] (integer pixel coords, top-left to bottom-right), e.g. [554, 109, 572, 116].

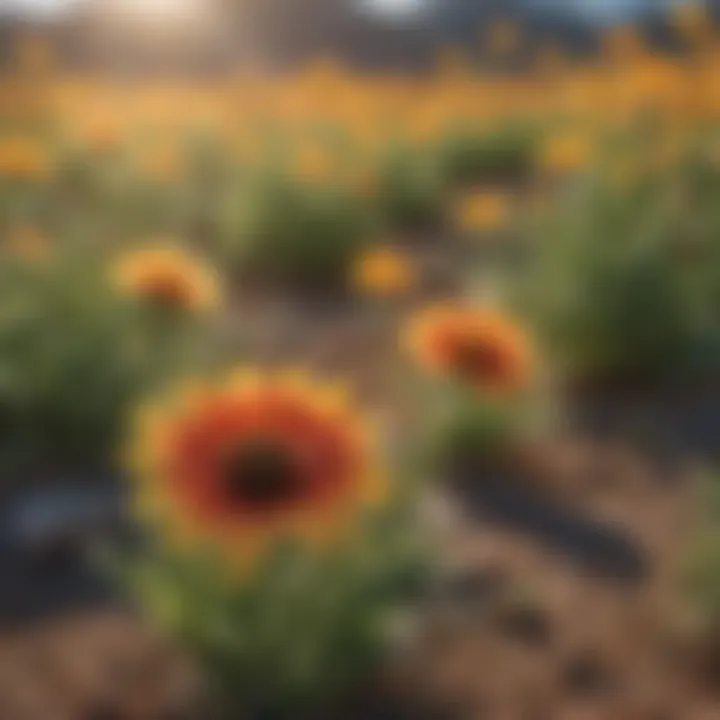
[453, 337, 506, 381]
[144, 274, 189, 307]
[221, 438, 303, 512]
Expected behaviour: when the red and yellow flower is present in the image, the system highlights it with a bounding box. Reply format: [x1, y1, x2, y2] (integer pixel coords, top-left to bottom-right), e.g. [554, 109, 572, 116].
[129, 369, 385, 566]
[113, 245, 220, 314]
[406, 304, 533, 395]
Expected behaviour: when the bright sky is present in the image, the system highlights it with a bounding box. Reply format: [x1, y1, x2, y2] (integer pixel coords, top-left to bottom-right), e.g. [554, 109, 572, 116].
[362, 0, 430, 19]
[0, 0, 78, 17]
[0, 0, 698, 21]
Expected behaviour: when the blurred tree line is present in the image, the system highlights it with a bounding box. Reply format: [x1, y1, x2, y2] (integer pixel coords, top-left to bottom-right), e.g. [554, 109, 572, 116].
[0, 0, 716, 74]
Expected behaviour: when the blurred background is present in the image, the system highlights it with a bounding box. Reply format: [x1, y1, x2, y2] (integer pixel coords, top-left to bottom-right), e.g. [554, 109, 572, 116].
[0, 0, 707, 72]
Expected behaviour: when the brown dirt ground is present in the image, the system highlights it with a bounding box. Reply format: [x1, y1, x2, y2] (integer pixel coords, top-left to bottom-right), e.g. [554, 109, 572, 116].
[0, 436, 715, 720]
[1, 296, 719, 720]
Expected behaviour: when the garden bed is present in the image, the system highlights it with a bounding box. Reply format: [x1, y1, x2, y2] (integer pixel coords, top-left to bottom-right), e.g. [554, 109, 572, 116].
[0, 432, 713, 719]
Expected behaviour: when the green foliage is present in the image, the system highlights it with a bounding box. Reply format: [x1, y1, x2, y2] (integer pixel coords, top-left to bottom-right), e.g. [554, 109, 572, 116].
[125, 503, 429, 718]
[684, 478, 720, 625]
[438, 123, 538, 187]
[434, 394, 524, 468]
[0, 247, 199, 477]
[413, 377, 535, 474]
[373, 143, 450, 235]
[515, 167, 720, 388]
[229, 171, 372, 296]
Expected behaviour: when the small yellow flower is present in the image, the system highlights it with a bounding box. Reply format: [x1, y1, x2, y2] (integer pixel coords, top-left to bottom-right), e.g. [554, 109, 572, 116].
[351, 245, 417, 297]
[0, 138, 53, 181]
[81, 115, 124, 153]
[539, 134, 593, 174]
[293, 146, 337, 182]
[455, 191, 511, 233]
[139, 148, 184, 183]
[113, 244, 220, 314]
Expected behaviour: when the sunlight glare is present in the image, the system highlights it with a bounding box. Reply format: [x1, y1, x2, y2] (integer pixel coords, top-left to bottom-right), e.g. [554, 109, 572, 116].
[361, 0, 428, 20]
[106, 0, 201, 23]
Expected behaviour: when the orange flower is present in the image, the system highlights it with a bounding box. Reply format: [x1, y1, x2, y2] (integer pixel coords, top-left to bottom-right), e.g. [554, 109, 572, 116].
[539, 134, 593, 174]
[113, 245, 220, 314]
[406, 304, 533, 394]
[351, 245, 416, 297]
[0, 138, 53, 181]
[139, 148, 184, 183]
[81, 115, 124, 153]
[455, 191, 511, 233]
[293, 145, 337, 182]
[129, 369, 385, 566]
